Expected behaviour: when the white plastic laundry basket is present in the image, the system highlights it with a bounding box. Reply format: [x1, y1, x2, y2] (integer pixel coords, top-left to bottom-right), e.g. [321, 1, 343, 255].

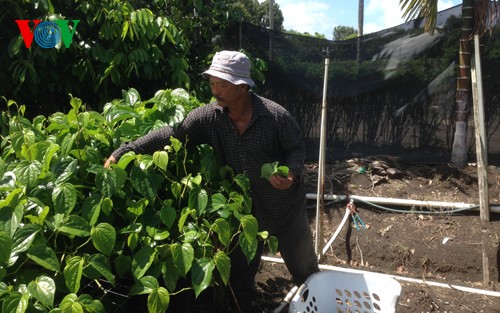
[289, 270, 401, 313]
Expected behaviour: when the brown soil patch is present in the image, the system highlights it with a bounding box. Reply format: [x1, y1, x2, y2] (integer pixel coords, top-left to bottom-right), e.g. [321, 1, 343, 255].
[254, 157, 500, 313]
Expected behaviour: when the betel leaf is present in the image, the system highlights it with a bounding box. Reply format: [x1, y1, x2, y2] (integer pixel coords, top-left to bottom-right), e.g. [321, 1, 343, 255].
[0, 231, 12, 263]
[114, 254, 131, 277]
[14, 160, 42, 187]
[52, 157, 78, 186]
[214, 251, 230, 286]
[153, 150, 169, 171]
[2, 292, 29, 313]
[171, 242, 194, 277]
[91, 223, 116, 256]
[213, 218, 230, 246]
[81, 193, 102, 226]
[11, 223, 41, 256]
[132, 246, 156, 279]
[27, 275, 55, 308]
[88, 254, 115, 286]
[129, 275, 159, 296]
[159, 199, 176, 229]
[52, 182, 77, 214]
[58, 215, 91, 237]
[238, 233, 257, 264]
[188, 187, 208, 215]
[260, 161, 289, 179]
[147, 287, 170, 313]
[27, 244, 60, 272]
[64, 256, 84, 293]
[191, 258, 215, 298]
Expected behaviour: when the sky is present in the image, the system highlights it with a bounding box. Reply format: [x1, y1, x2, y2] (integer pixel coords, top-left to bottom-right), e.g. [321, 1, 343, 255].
[265, 0, 462, 39]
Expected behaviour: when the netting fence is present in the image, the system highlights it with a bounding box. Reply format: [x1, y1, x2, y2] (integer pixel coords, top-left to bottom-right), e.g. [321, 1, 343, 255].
[219, 5, 500, 163]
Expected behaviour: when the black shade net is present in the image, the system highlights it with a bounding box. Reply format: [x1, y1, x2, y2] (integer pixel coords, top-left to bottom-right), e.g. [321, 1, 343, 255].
[219, 5, 500, 163]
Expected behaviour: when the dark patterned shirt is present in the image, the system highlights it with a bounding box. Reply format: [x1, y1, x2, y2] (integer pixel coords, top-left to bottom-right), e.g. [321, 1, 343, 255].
[111, 92, 306, 234]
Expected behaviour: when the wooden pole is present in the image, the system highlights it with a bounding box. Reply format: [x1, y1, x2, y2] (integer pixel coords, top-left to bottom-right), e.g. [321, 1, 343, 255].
[471, 34, 490, 284]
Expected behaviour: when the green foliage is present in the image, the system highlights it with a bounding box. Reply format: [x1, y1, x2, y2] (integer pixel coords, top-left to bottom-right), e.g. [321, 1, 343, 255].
[260, 162, 289, 179]
[0, 88, 275, 312]
[333, 25, 358, 41]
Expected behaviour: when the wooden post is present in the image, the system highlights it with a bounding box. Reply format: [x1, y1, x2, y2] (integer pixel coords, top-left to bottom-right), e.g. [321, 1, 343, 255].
[471, 34, 490, 284]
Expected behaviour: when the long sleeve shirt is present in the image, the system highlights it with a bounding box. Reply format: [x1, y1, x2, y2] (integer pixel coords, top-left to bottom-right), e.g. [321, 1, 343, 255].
[111, 92, 306, 234]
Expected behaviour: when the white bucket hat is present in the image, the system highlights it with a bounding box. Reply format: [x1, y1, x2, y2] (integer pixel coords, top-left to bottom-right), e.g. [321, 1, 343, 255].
[203, 50, 255, 87]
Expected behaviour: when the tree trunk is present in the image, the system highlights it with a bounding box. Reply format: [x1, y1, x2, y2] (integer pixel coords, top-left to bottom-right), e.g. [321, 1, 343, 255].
[357, 0, 364, 63]
[450, 0, 475, 168]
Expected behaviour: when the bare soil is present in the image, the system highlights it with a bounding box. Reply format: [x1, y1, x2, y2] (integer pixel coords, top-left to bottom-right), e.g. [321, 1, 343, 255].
[253, 157, 500, 313]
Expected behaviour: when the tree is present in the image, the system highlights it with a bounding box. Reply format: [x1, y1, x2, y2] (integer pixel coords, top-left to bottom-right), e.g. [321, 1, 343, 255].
[400, 0, 499, 168]
[333, 25, 358, 41]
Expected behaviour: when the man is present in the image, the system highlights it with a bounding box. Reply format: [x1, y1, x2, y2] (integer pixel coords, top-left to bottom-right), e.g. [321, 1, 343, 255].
[104, 50, 319, 311]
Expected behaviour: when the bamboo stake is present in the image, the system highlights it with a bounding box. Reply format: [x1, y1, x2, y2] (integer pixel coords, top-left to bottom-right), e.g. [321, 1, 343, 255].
[471, 34, 490, 284]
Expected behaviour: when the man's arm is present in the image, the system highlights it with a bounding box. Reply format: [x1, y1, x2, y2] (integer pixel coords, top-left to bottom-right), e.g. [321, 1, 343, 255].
[104, 126, 174, 167]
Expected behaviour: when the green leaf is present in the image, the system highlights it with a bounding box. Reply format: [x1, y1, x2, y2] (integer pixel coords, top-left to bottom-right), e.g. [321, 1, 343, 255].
[214, 251, 231, 286]
[162, 258, 180, 292]
[171, 243, 194, 277]
[129, 276, 159, 295]
[58, 215, 91, 237]
[0, 204, 23, 238]
[210, 193, 227, 212]
[52, 183, 77, 214]
[27, 275, 55, 308]
[0, 231, 12, 263]
[132, 246, 156, 279]
[234, 174, 251, 191]
[241, 215, 258, 241]
[2, 292, 29, 313]
[127, 198, 148, 217]
[160, 200, 176, 229]
[130, 166, 163, 200]
[101, 197, 113, 216]
[260, 162, 289, 179]
[105, 105, 140, 126]
[11, 224, 41, 256]
[15, 160, 42, 187]
[267, 235, 279, 254]
[81, 193, 102, 226]
[53, 158, 78, 186]
[96, 169, 116, 198]
[89, 254, 115, 286]
[260, 162, 276, 180]
[153, 151, 169, 171]
[123, 88, 141, 106]
[91, 223, 116, 256]
[115, 254, 131, 277]
[239, 233, 257, 264]
[191, 258, 215, 298]
[27, 244, 60, 272]
[147, 287, 169, 313]
[189, 187, 208, 215]
[64, 256, 84, 293]
[213, 218, 231, 246]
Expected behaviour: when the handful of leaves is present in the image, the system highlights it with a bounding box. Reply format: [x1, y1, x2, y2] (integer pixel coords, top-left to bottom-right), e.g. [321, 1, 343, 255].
[260, 161, 289, 179]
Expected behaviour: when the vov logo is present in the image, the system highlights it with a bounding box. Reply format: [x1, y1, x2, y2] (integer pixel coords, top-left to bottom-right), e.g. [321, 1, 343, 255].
[15, 19, 80, 49]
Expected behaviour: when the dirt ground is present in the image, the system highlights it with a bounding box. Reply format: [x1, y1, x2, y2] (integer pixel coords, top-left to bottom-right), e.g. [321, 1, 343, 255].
[253, 157, 500, 313]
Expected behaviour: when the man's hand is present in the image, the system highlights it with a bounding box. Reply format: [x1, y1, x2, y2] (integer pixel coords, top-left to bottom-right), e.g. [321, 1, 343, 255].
[269, 172, 294, 190]
[104, 155, 117, 168]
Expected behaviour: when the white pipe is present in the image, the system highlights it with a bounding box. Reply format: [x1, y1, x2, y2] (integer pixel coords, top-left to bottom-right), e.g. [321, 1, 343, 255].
[305, 193, 500, 213]
[261, 256, 500, 298]
[273, 285, 298, 313]
[321, 208, 351, 257]
[315, 54, 331, 260]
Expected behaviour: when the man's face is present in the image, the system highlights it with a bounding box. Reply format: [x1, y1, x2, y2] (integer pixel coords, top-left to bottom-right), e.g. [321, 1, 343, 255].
[209, 76, 246, 107]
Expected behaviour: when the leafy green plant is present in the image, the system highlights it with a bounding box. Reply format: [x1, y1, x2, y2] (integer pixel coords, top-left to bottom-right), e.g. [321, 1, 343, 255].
[260, 162, 289, 180]
[0, 88, 275, 312]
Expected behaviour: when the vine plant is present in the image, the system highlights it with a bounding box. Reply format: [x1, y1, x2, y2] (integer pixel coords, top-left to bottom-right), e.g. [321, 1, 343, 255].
[0, 88, 276, 312]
